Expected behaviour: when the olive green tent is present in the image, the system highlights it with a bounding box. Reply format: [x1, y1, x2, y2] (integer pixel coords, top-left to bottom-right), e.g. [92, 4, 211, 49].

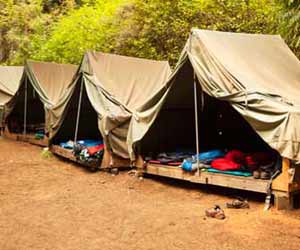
[5, 61, 77, 135]
[0, 66, 23, 107]
[0, 66, 23, 128]
[50, 52, 171, 159]
[128, 29, 300, 163]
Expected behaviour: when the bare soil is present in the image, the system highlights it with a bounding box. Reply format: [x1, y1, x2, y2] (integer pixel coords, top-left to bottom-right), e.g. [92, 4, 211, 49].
[0, 138, 300, 250]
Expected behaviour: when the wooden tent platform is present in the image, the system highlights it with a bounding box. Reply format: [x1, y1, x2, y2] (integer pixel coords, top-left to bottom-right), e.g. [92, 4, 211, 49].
[50, 145, 100, 170]
[3, 129, 48, 147]
[144, 163, 269, 193]
[50, 145, 131, 170]
[141, 158, 300, 210]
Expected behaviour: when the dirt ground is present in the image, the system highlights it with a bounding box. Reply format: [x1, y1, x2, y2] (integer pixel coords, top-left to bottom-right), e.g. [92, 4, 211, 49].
[0, 138, 300, 250]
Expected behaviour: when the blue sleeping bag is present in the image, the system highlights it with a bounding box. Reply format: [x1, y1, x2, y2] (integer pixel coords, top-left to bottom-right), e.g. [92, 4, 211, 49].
[197, 149, 225, 163]
[182, 149, 225, 172]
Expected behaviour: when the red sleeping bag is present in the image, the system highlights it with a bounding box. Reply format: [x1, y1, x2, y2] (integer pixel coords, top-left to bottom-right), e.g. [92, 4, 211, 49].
[225, 150, 245, 165]
[245, 152, 274, 166]
[211, 158, 242, 171]
[87, 144, 105, 155]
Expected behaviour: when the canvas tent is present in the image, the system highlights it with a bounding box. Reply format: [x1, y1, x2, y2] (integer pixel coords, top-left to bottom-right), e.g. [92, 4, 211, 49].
[0, 66, 23, 107]
[4, 60, 77, 142]
[0, 66, 23, 130]
[50, 51, 171, 161]
[128, 29, 300, 164]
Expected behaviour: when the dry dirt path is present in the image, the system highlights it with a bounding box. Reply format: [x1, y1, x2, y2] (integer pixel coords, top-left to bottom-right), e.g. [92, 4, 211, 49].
[0, 138, 300, 250]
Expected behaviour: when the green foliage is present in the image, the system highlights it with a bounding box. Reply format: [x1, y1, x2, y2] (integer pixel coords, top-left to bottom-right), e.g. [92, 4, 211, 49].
[111, 0, 279, 65]
[277, 0, 300, 57]
[0, 0, 299, 66]
[0, 0, 43, 64]
[31, 0, 129, 64]
[0, 0, 78, 65]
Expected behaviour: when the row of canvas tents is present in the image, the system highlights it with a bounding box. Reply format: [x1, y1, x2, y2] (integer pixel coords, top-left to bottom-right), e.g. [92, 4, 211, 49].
[1, 29, 300, 209]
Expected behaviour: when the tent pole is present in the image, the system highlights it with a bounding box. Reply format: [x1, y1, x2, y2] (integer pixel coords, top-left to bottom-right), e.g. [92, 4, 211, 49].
[193, 71, 200, 176]
[189, 30, 200, 175]
[74, 77, 84, 143]
[23, 77, 27, 136]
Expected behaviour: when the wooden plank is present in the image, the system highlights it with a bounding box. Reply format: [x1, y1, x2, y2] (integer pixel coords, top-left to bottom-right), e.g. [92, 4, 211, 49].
[272, 158, 290, 192]
[272, 158, 300, 193]
[100, 144, 131, 169]
[192, 171, 269, 193]
[273, 190, 294, 210]
[51, 145, 130, 170]
[145, 164, 194, 181]
[144, 163, 269, 193]
[51, 145, 100, 169]
[2, 127, 48, 147]
[51, 145, 77, 161]
[23, 134, 48, 147]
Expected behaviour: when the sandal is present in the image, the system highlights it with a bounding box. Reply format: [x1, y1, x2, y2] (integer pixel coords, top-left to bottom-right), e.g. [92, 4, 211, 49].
[205, 205, 225, 220]
[226, 198, 249, 209]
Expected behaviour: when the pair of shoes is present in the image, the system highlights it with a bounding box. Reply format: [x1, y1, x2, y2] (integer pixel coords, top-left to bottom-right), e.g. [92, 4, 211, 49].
[253, 169, 271, 179]
[253, 162, 274, 180]
[226, 197, 249, 209]
[205, 205, 225, 220]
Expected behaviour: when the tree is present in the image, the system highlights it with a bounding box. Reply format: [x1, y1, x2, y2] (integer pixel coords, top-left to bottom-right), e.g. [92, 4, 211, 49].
[0, 0, 78, 65]
[111, 0, 279, 66]
[2, 0, 298, 66]
[30, 0, 130, 64]
[277, 0, 300, 57]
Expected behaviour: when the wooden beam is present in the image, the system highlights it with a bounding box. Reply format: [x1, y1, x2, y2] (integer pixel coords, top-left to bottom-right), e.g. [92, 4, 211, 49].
[3, 126, 48, 147]
[144, 163, 270, 193]
[51, 145, 130, 170]
[100, 144, 131, 169]
[272, 158, 300, 193]
[50, 145, 100, 170]
[273, 190, 296, 210]
[24, 134, 48, 147]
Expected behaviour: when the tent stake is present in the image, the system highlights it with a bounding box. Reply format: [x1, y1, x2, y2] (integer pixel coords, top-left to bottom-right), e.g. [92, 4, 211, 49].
[23, 77, 27, 136]
[74, 77, 84, 143]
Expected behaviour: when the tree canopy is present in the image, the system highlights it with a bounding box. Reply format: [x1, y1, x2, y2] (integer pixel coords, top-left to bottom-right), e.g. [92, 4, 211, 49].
[0, 0, 299, 66]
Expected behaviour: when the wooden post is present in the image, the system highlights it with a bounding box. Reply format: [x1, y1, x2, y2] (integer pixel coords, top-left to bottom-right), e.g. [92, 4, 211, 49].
[272, 158, 300, 210]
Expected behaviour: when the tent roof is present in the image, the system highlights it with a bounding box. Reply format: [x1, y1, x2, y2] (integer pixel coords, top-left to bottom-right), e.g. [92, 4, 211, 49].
[190, 29, 300, 105]
[84, 52, 171, 110]
[128, 29, 300, 162]
[27, 61, 78, 105]
[0, 66, 23, 105]
[50, 52, 171, 158]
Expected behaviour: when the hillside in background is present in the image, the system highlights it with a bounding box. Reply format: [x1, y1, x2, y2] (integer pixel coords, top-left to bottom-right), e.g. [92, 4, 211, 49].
[0, 0, 299, 66]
